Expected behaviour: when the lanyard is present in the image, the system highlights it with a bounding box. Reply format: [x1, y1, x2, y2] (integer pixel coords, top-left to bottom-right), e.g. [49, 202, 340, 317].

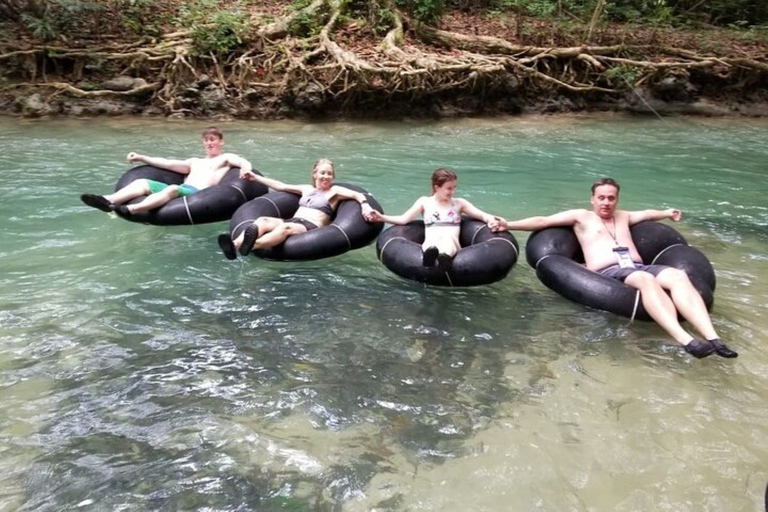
[602, 217, 620, 246]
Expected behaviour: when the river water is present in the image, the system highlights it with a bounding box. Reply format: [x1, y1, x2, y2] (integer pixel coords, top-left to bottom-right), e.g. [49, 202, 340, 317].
[0, 116, 766, 511]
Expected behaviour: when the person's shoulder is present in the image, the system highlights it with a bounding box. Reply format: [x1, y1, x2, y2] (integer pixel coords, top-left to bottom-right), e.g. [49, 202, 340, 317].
[567, 207, 590, 217]
[569, 208, 593, 223]
[615, 209, 633, 221]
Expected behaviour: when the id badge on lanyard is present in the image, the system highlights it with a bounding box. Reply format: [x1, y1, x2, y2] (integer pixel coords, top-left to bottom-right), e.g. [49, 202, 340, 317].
[613, 246, 635, 269]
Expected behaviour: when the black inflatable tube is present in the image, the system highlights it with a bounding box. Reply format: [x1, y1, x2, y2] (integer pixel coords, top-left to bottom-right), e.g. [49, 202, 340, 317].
[113, 165, 268, 225]
[227, 183, 384, 261]
[376, 219, 519, 287]
[524, 221, 716, 320]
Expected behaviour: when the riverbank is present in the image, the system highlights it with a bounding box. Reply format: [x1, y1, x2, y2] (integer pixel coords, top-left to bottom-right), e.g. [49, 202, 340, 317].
[1, 117, 767, 510]
[2, 2, 766, 119]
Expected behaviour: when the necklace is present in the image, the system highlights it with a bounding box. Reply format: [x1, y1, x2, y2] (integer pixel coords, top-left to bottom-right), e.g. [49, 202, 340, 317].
[602, 217, 619, 246]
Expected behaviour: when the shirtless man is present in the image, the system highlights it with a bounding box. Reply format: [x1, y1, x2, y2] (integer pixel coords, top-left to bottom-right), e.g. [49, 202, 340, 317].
[500, 177, 738, 359]
[80, 126, 253, 217]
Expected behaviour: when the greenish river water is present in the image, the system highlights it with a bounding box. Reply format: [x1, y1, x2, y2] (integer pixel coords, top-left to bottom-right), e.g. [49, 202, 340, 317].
[0, 116, 766, 511]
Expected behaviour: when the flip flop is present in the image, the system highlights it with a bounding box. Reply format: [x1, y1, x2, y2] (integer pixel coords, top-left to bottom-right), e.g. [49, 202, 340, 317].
[217, 234, 237, 260]
[80, 194, 113, 213]
[238, 224, 260, 256]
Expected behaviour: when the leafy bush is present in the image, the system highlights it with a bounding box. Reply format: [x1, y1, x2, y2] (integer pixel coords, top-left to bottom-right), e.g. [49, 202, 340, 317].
[177, 0, 250, 56]
[347, 0, 396, 35]
[287, 0, 330, 37]
[123, 0, 166, 38]
[20, 0, 104, 41]
[396, 0, 445, 24]
[604, 64, 643, 87]
[21, 8, 58, 40]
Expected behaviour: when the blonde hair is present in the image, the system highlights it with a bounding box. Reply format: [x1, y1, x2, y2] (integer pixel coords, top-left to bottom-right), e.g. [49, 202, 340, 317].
[311, 158, 335, 186]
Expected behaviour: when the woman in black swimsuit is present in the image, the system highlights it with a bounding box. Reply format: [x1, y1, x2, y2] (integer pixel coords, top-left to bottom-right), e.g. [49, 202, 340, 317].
[218, 159, 373, 260]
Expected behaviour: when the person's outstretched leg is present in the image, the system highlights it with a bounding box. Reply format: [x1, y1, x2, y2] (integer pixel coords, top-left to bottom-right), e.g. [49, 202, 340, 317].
[116, 186, 180, 216]
[624, 271, 714, 358]
[103, 179, 152, 206]
[656, 268, 738, 358]
[232, 217, 284, 255]
[252, 222, 308, 250]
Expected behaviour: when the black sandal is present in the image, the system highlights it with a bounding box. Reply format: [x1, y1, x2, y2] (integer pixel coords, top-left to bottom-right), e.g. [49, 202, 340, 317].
[238, 224, 260, 256]
[422, 246, 439, 267]
[80, 194, 113, 213]
[708, 338, 738, 358]
[684, 339, 715, 359]
[437, 253, 453, 272]
[218, 234, 237, 260]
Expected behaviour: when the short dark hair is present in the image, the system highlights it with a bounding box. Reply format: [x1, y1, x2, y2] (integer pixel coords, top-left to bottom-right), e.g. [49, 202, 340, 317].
[431, 167, 458, 191]
[201, 126, 223, 139]
[591, 177, 620, 195]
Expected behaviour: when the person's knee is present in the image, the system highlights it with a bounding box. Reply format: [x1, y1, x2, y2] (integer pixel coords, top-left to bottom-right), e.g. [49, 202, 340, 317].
[628, 270, 658, 289]
[165, 185, 181, 198]
[256, 218, 277, 233]
[660, 268, 692, 288]
[134, 179, 151, 194]
[284, 224, 305, 236]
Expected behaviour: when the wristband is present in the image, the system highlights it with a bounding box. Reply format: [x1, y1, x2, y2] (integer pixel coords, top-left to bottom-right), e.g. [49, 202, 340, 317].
[361, 200, 369, 204]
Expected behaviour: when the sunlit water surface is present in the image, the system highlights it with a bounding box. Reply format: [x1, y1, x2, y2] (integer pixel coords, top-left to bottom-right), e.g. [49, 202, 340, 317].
[0, 116, 767, 511]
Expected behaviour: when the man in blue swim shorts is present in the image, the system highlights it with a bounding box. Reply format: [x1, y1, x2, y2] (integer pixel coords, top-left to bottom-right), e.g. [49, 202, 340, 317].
[498, 177, 738, 360]
[80, 126, 253, 217]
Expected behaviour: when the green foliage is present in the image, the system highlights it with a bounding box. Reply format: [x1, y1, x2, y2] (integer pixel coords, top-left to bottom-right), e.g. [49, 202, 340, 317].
[604, 64, 643, 87]
[501, 0, 556, 17]
[76, 81, 99, 90]
[606, 0, 673, 25]
[21, 9, 58, 40]
[177, 0, 250, 56]
[346, 0, 396, 35]
[122, 0, 164, 38]
[20, 0, 104, 41]
[288, 10, 320, 36]
[287, 0, 330, 37]
[488, 0, 768, 27]
[396, 0, 445, 24]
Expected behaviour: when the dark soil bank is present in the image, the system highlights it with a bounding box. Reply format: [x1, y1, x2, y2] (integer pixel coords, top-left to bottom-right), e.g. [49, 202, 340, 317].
[2, 2, 766, 119]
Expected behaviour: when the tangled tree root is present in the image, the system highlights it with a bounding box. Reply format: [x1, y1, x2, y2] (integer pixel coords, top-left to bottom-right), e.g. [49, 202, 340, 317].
[1, 0, 765, 116]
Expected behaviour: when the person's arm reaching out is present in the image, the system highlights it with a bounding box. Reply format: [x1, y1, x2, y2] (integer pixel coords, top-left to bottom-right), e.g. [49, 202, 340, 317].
[127, 152, 192, 174]
[238, 172, 308, 195]
[367, 198, 425, 225]
[504, 209, 585, 231]
[627, 208, 682, 225]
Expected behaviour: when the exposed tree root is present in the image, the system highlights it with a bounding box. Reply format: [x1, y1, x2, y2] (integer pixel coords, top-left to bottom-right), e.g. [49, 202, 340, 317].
[0, 0, 765, 116]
